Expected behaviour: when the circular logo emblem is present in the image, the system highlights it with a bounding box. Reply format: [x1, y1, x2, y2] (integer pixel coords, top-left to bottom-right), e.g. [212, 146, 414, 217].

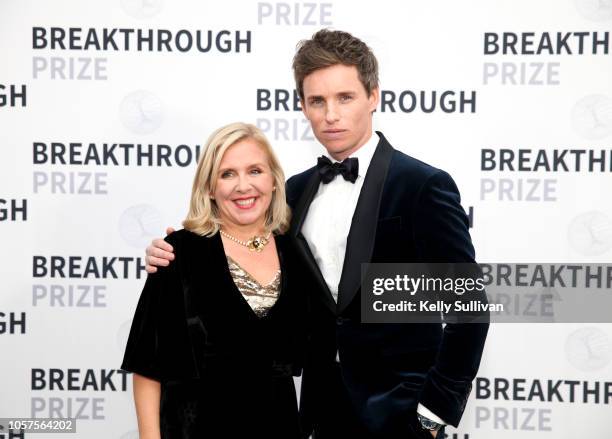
[119, 204, 165, 248]
[119, 90, 164, 135]
[119, 430, 140, 439]
[565, 327, 612, 371]
[120, 0, 163, 19]
[574, 0, 612, 21]
[571, 94, 612, 140]
[567, 211, 612, 256]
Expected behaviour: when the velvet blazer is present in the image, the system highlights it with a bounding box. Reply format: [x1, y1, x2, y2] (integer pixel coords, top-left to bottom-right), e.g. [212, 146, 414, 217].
[121, 229, 309, 438]
[287, 132, 489, 435]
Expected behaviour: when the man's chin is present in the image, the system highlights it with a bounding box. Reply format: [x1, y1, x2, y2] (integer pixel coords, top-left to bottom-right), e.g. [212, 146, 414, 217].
[320, 142, 351, 158]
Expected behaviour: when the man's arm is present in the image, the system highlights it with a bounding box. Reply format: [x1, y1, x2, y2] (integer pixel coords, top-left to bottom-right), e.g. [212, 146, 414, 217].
[413, 170, 489, 428]
[145, 227, 175, 273]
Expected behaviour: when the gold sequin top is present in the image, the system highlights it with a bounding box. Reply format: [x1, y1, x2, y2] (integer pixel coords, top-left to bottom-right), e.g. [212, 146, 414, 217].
[226, 256, 281, 317]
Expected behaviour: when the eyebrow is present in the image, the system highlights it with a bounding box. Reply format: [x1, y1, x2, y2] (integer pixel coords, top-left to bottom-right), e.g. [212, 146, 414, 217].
[218, 162, 267, 172]
[306, 91, 357, 99]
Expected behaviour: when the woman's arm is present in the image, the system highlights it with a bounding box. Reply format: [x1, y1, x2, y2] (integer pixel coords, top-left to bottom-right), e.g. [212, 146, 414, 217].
[133, 374, 161, 439]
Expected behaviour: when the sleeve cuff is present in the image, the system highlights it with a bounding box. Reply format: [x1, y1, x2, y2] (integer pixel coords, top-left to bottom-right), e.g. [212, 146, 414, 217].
[417, 403, 447, 425]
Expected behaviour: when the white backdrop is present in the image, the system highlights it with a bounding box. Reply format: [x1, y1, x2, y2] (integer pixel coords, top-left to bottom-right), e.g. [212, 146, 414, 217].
[1, 0, 612, 438]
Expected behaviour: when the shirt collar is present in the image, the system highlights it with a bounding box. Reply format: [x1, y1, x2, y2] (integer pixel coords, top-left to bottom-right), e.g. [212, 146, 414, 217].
[325, 131, 379, 178]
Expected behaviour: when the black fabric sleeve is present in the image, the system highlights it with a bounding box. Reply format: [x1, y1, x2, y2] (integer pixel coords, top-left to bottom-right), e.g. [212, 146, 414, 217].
[121, 270, 166, 381]
[120, 233, 190, 381]
[413, 170, 489, 427]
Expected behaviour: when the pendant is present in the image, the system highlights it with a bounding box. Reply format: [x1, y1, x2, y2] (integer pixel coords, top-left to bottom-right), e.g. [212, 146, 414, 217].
[247, 235, 269, 252]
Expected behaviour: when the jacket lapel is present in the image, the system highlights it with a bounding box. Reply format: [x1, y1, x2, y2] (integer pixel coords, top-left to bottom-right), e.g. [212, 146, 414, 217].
[337, 133, 394, 313]
[290, 170, 337, 314]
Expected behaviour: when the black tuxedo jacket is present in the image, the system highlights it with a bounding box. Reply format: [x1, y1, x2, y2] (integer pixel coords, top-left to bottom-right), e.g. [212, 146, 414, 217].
[286, 132, 489, 435]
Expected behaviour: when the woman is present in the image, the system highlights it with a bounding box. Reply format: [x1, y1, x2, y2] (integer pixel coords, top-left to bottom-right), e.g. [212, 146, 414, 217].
[121, 123, 309, 438]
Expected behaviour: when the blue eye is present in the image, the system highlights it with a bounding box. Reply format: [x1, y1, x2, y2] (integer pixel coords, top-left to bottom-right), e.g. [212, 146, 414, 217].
[221, 171, 233, 178]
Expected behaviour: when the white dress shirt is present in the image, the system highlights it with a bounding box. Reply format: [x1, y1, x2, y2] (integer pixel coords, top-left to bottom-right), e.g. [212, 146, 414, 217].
[301, 132, 378, 302]
[300, 132, 447, 426]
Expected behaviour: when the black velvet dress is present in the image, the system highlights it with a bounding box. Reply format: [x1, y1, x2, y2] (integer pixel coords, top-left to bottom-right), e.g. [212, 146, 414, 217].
[121, 230, 309, 438]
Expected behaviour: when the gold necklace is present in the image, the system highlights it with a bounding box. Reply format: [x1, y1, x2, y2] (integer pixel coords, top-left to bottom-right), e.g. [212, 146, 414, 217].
[220, 229, 272, 253]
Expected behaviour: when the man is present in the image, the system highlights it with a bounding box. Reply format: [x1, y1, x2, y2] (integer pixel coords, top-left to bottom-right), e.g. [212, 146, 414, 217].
[146, 30, 488, 439]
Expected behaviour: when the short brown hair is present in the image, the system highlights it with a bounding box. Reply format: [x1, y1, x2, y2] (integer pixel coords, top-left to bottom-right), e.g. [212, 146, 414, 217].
[292, 29, 379, 100]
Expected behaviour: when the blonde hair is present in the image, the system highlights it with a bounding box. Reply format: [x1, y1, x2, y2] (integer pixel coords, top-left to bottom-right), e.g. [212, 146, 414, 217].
[183, 122, 290, 236]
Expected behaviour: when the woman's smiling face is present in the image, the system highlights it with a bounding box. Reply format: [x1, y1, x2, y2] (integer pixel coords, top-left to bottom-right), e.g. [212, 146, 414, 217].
[213, 138, 275, 231]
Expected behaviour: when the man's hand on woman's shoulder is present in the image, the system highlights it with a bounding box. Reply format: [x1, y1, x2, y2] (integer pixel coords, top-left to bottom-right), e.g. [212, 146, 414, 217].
[145, 227, 175, 273]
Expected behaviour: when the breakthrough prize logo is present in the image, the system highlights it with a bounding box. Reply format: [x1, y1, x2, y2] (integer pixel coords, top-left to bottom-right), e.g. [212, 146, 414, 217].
[118, 204, 165, 248]
[571, 94, 612, 140]
[574, 0, 612, 21]
[567, 211, 612, 256]
[121, 0, 164, 19]
[119, 90, 165, 135]
[565, 326, 612, 371]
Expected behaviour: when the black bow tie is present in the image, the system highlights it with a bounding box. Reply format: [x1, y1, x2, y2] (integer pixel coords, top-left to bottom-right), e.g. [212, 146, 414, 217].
[317, 156, 359, 184]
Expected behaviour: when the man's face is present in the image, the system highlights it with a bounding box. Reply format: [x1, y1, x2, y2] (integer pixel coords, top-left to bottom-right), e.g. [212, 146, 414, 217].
[301, 64, 379, 161]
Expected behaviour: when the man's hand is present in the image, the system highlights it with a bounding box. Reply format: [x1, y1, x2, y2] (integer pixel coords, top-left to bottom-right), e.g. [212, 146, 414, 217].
[145, 227, 175, 273]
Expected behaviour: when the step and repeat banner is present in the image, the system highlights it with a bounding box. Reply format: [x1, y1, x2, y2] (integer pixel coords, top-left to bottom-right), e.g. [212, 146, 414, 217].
[1, 0, 611, 438]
